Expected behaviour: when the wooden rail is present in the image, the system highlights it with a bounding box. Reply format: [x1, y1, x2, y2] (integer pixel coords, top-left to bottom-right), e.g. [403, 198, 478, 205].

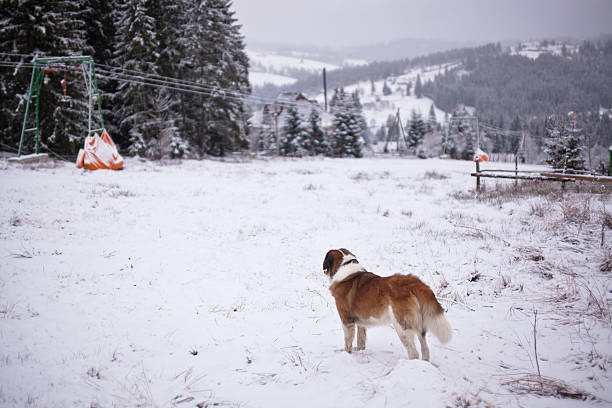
[471, 171, 574, 192]
[540, 172, 612, 183]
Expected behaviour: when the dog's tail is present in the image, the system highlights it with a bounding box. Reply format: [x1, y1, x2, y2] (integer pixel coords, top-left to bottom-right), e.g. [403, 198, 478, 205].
[422, 297, 452, 344]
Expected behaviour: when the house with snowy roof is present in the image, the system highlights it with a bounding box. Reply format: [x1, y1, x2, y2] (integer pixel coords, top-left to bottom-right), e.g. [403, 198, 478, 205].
[249, 92, 334, 144]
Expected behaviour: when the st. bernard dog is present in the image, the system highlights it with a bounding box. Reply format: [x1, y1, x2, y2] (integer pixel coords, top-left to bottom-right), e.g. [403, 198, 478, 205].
[323, 248, 451, 360]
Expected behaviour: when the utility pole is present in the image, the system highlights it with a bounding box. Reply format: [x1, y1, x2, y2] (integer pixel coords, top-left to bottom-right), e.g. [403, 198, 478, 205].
[273, 105, 280, 156]
[396, 109, 408, 154]
[323, 67, 328, 112]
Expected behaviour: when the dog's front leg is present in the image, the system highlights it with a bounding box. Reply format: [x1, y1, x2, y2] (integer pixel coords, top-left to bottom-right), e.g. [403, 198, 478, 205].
[342, 323, 355, 353]
[356, 326, 367, 350]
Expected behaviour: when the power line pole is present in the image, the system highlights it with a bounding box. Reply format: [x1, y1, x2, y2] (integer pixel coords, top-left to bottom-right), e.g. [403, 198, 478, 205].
[273, 108, 280, 156]
[323, 67, 328, 112]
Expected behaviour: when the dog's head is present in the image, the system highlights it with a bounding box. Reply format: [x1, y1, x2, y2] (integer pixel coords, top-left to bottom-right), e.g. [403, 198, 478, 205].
[323, 248, 356, 280]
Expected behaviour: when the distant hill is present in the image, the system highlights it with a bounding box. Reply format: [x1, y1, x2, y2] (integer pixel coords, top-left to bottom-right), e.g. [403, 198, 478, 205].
[247, 38, 478, 89]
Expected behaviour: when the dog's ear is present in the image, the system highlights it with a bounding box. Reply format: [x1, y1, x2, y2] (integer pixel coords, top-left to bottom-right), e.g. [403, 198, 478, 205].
[339, 248, 353, 257]
[323, 251, 334, 275]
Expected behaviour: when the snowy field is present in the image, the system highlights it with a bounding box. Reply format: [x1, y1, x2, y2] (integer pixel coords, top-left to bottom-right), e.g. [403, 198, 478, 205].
[1, 157, 611, 407]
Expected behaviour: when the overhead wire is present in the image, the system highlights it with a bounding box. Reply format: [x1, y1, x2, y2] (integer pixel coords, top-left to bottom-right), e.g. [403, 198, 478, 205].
[0, 55, 375, 118]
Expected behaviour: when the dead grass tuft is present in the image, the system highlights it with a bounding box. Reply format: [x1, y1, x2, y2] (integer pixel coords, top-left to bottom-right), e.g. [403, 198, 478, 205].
[453, 392, 495, 408]
[424, 170, 449, 180]
[560, 199, 591, 223]
[603, 211, 612, 229]
[600, 249, 612, 272]
[502, 374, 597, 401]
[9, 215, 23, 227]
[516, 246, 544, 262]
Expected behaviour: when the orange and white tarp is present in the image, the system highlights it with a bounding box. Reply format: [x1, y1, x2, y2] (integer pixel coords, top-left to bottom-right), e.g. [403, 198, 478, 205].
[76, 129, 124, 170]
[473, 148, 488, 163]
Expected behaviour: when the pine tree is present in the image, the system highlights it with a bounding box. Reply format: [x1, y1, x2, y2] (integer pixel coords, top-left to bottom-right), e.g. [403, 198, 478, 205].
[83, 0, 119, 140]
[113, 0, 161, 157]
[508, 115, 522, 153]
[544, 114, 585, 171]
[0, 1, 93, 155]
[307, 108, 327, 155]
[427, 104, 437, 133]
[149, 0, 189, 157]
[407, 110, 426, 154]
[414, 74, 423, 98]
[330, 88, 364, 158]
[198, 0, 251, 156]
[0, 1, 44, 150]
[562, 113, 586, 170]
[280, 106, 304, 156]
[406, 81, 412, 96]
[462, 130, 475, 160]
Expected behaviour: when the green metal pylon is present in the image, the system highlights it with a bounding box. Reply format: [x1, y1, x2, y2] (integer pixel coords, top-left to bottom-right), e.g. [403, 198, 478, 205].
[18, 56, 105, 157]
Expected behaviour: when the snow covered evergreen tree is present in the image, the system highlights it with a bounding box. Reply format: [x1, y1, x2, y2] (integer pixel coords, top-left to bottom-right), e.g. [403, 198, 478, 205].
[83, 0, 119, 139]
[544, 113, 585, 171]
[407, 110, 426, 154]
[198, 0, 251, 156]
[0, 1, 45, 150]
[280, 106, 305, 156]
[113, 0, 161, 157]
[148, 0, 189, 157]
[330, 88, 364, 158]
[307, 108, 327, 155]
[0, 1, 93, 155]
[427, 104, 437, 133]
[45, 2, 93, 154]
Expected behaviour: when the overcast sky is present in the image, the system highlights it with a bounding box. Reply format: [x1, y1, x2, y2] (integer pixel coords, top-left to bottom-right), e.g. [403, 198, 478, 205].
[232, 0, 612, 47]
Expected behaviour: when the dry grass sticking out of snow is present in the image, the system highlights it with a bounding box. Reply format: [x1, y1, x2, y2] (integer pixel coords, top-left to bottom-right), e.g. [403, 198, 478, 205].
[0, 156, 611, 408]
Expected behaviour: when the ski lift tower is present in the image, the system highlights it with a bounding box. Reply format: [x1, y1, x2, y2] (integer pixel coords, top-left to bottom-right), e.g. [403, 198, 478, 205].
[18, 56, 104, 156]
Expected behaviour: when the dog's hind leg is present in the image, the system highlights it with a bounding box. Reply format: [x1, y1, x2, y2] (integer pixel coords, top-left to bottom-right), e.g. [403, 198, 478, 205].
[356, 326, 367, 351]
[416, 331, 430, 361]
[393, 322, 419, 359]
[343, 323, 355, 353]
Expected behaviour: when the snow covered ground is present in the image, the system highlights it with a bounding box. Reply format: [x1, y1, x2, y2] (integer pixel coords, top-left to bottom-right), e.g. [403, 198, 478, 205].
[1, 156, 611, 407]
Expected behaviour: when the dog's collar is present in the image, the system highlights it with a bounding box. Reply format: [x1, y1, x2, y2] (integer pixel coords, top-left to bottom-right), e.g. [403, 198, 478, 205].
[342, 258, 359, 267]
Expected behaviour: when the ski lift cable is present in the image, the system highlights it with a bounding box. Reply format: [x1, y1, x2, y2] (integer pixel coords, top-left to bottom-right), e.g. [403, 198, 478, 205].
[0, 56, 363, 116]
[479, 123, 524, 136]
[1, 57, 378, 118]
[95, 65, 364, 117]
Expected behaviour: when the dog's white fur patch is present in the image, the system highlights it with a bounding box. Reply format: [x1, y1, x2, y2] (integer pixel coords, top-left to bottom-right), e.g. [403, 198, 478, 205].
[330, 254, 365, 285]
[358, 305, 394, 328]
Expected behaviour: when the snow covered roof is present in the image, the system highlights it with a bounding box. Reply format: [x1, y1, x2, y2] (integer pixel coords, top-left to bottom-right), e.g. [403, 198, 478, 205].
[251, 92, 331, 128]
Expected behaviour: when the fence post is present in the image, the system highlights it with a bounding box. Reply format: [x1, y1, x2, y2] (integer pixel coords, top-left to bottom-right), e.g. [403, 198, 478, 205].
[476, 160, 480, 192]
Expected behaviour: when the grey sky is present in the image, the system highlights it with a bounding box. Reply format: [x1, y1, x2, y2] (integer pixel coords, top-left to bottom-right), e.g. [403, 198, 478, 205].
[232, 0, 612, 47]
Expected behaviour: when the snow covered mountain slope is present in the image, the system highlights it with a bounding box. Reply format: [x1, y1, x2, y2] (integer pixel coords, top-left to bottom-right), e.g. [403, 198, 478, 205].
[248, 49, 367, 87]
[313, 63, 458, 130]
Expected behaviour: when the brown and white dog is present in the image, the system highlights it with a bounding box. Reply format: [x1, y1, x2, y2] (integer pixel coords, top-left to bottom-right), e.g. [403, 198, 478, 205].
[323, 248, 451, 360]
